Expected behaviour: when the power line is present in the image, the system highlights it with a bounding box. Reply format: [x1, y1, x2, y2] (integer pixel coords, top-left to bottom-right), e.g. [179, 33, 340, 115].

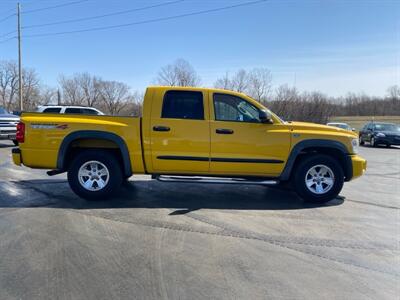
[0, 29, 16, 38]
[23, 0, 89, 14]
[23, 0, 185, 29]
[0, 7, 16, 16]
[24, 0, 268, 38]
[0, 36, 16, 44]
[0, 13, 15, 24]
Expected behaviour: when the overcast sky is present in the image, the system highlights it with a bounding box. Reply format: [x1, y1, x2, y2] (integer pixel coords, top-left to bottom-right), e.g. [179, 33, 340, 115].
[0, 0, 399, 97]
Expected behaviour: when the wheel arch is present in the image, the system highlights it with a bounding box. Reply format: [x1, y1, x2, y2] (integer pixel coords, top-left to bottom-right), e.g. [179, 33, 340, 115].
[57, 130, 132, 177]
[280, 139, 352, 182]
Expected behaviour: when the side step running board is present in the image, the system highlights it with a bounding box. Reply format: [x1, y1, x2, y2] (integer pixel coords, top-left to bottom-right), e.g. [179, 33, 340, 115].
[154, 175, 279, 186]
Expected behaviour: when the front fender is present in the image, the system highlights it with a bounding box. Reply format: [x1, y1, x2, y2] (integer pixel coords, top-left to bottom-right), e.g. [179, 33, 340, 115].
[279, 139, 352, 181]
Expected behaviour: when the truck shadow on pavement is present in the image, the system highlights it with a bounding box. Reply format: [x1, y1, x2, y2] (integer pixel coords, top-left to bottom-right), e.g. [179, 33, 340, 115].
[2, 179, 344, 211]
[0, 143, 13, 149]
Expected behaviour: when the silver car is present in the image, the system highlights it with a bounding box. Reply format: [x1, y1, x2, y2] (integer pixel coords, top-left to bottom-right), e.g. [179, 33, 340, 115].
[0, 107, 20, 145]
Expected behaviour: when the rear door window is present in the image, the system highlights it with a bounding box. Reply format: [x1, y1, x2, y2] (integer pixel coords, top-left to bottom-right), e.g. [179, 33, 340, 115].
[43, 107, 61, 113]
[161, 91, 204, 120]
[65, 108, 83, 114]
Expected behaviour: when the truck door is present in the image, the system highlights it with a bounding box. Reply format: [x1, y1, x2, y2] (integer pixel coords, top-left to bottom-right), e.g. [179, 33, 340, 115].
[150, 89, 210, 173]
[209, 92, 290, 177]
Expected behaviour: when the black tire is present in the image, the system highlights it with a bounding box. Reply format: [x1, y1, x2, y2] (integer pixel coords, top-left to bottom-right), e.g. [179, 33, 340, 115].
[12, 140, 18, 146]
[293, 154, 344, 203]
[359, 136, 364, 146]
[67, 150, 123, 200]
[370, 137, 376, 147]
[386, 144, 391, 148]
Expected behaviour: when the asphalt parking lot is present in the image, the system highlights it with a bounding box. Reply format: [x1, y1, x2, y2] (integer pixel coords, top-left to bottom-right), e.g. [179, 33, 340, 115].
[0, 141, 399, 300]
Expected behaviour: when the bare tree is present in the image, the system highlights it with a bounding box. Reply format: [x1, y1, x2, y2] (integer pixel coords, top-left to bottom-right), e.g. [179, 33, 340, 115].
[231, 69, 249, 93]
[22, 68, 41, 111]
[0, 61, 18, 110]
[387, 85, 400, 99]
[247, 68, 272, 102]
[39, 87, 58, 106]
[214, 72, 234, 90]
[214, 68, 272, 101]
[99, 80, 131, 115]
[58, 73, 102, 106]
[0, 60, 41, 111]
[59, 75, 85, 105]
[156, 59, 201, 87]
[79, 72, 102, 107]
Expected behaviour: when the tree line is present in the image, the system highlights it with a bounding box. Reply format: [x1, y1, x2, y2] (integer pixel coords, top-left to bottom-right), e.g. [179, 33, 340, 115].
[1, 59, 399, 123]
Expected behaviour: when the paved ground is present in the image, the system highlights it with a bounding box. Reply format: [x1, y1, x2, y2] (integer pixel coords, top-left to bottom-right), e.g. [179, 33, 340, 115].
[0, 140, 399, 300]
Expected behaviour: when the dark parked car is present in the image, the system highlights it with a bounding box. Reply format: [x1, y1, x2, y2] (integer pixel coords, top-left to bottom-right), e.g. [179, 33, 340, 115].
[359, 122, 400, 147]
[0, 107, 20, 145]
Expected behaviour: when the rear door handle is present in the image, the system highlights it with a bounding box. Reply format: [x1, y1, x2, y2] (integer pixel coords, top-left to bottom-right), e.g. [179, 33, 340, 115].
[153, 126, 170, 132]
[216, 128, 234, 134]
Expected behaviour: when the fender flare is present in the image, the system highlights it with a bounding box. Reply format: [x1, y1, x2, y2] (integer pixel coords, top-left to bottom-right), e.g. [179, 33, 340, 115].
[57, 130, 132, 177]
[279, 139, 353, 181]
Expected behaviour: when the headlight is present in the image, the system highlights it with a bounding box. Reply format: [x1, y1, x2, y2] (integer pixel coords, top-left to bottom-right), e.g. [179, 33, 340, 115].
[376, 132, 385, 137]
[351, 138, 359, 154]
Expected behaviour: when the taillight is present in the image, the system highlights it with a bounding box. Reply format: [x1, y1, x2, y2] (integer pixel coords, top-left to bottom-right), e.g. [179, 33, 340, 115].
[16, 122, 25, 143]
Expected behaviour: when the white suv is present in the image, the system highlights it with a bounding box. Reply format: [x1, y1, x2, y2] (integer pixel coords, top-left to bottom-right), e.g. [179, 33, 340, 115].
[37, 106, 104, 115]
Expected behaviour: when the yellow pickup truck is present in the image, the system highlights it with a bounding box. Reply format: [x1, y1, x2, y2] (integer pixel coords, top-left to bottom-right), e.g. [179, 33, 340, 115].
[12, 86, 366, 202]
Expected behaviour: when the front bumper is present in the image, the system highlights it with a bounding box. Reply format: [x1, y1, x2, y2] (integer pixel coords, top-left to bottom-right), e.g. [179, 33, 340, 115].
[375, 137, 400, 146]
[350, 155, 367, 180]
[12, 148, 21, 166]
[0, 130, 16, 140]
[0, 126, 17, 139]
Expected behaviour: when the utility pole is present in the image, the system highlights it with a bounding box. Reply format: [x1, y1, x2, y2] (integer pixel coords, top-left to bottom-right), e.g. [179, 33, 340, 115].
[57, 89, 61, 105]
[17, 3, 23, 111]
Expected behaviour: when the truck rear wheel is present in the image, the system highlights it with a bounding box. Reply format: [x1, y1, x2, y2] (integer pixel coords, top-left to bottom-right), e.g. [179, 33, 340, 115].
[67, 150, 123, 200]
[293, 154, 344, 203]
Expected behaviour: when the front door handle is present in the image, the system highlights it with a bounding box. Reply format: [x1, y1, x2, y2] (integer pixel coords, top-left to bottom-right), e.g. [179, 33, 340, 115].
[153, 126, 170, 132]
[216, 128, 234, 134]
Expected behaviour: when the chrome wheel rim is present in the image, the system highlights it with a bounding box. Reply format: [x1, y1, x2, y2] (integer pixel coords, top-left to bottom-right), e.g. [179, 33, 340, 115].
[305, 164, 335, 195]
[78, 161, 109, 191]
[371, 137, 375, 145]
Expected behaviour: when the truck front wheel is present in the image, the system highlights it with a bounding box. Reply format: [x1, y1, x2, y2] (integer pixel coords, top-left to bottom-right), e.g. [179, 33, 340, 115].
[293, 154, 344, 203]
[67, 150, 123, 200]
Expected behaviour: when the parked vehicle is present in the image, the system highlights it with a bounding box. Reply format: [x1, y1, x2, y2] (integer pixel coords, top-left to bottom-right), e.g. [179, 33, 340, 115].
[326, 122, 355, 131]
[12, 86, 366, 203]
[37, 105, 104, 115]
[359, 122, 400, 147]
[0, 107, 20, 145]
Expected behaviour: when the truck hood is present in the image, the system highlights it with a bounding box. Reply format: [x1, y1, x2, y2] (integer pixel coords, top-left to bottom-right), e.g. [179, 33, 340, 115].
[289, 121, 356, 136]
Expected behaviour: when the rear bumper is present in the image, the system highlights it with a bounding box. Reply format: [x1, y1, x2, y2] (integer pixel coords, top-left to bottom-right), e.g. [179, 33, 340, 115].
[350, 155, 367, 180]
[12, 148, 21, 166]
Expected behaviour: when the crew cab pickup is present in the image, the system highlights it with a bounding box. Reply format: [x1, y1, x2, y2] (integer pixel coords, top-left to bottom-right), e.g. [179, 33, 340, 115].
[12, 86, 367, 202]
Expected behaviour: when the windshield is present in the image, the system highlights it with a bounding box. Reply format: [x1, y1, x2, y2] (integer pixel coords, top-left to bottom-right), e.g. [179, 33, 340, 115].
[0, 107, 8, 114]
[374, 124, 400, 132]
[334, 124, 351, 130]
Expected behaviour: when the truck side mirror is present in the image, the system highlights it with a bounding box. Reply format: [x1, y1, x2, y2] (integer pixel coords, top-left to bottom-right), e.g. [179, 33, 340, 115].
[259, 110, 273, 124]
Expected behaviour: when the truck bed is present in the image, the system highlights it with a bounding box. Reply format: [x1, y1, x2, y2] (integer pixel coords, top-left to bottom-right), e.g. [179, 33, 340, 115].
[18, 113, 144, 172]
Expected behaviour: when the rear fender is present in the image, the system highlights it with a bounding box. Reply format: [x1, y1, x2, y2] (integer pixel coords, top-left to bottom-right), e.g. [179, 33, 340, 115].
[57, 130, 132, 177]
